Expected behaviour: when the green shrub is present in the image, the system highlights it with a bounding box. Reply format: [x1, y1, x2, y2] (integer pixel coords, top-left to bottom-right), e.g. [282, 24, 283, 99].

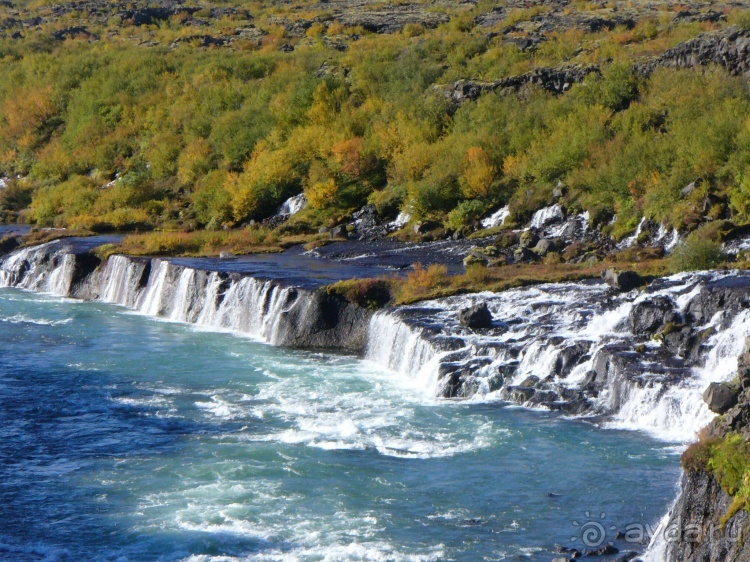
[670, 229, 725, 272]
[682, 433, 721, 473]
[0, 180, 33, 212]
[445, 199, 486, 231]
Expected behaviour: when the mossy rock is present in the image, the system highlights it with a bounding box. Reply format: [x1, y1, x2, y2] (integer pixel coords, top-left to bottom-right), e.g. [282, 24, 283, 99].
[463, 254, 487, 267]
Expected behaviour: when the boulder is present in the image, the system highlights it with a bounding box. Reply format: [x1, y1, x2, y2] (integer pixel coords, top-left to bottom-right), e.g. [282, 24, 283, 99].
[458, 302, 494, 329]
[329, 225, 348, 239]
[0, 235, 19, 256]
[737, 339, 750, 388]
[463, 254, 487, 267]
[533, 238, 557, 256]
[585, 544, 618, 556]
[518, 375, 540, 388]
[519, 229, 539, 248]
[351, 204, 388, 240]
[556, 340, 592, 377]
[681, 181, 698, 197]
[703, 382, 740, 414]
[514, 247, 536, 262]
[219, 251, 234, 259]
[603, 269, 643, 292]
[687, 277, 750, 327]
[630, 296, 678, 335]
[468, 245, 499, 260]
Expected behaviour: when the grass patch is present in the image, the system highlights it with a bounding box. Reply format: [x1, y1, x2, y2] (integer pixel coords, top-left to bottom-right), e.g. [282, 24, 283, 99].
[327, 257, 672, 309]
[326, 278, 394, 310]
[19, 228, 94, 247]
[117, 227, 283, 257]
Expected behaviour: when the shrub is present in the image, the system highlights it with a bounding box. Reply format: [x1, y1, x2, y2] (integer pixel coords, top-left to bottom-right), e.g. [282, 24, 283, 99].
[397, 263, 449, 301]
[368, 187, 404, 221]
[445, 199, 486, 231]
[326, 278, 393, 310]
[461, 147, 497, 199]
[29, 175, 99, 227]
[0, 180, 33, 212]
[177, 138, 216, 186]
[670, 229, 725, 272]
[682, 432, 721, 473]
[306, 178, 339, 210]
[192, 170, 233, 228]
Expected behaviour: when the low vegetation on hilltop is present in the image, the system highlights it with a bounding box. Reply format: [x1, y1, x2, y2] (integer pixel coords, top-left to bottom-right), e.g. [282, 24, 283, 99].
[2, 0, 750, 243]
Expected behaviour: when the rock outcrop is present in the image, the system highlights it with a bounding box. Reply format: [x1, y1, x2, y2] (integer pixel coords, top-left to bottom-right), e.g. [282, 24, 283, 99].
[654, 339, 750, 561]
[448, 26, 750, 106]
[447, 65, 600, 103]
[0, 240, 372, 353]
[660, 469, 750, 562]
[703, 382, 740, 414]
[458, 302, 493, 329]
[639, 26, 750, 78]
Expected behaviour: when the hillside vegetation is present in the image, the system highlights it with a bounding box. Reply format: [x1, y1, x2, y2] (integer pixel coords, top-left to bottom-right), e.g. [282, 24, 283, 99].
[2, 0, 750, 243]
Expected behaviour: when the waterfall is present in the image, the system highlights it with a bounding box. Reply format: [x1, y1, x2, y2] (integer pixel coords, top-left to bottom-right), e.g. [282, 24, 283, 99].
[276, 193, 307, 216]
[365, 312, 443, 392]
[0, 242, 78, 296]
[529, 204, 564, 229]
[1, 244, 301, 346]
[362, 272, 750, 441]
[606, 306, 750, 441]
[99, 255, 149, 307]
[480, 206, 509, 229]
[619, 217, 647, 249]
[108, 259, 298, 344]
[5, 241, 750, 443]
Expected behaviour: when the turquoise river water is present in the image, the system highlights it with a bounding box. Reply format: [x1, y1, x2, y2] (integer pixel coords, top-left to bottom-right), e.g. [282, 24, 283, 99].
[0, 288, 680, 561]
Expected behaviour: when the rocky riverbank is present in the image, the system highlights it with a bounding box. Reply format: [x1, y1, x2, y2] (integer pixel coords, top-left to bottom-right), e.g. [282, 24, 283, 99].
[643, 341, 750, 561]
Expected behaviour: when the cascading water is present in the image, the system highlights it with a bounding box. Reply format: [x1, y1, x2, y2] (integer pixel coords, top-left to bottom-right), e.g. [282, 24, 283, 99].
[619, 217, 648, 249]
[5, 240, 750, 444]
[365, 312, 443, 392]
[363, 272, 750, 442]
[5, 238, 749, 560]
[0, 242, 78, 295]
[276, 193, 308, 216]
[0, 242, 300, 346]
[529, 204, 564, 229]
[480, 205, 509, 229]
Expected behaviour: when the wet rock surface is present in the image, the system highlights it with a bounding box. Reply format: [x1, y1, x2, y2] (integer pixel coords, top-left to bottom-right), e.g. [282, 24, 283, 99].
[371, 270, 750, 434]
[660, 468, 750, 562]
[703, 382, 739, 414]
[458, 302, 493, 329]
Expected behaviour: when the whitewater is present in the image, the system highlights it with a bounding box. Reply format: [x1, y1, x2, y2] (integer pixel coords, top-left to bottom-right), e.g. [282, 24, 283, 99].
[3, 238, 750, 559]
